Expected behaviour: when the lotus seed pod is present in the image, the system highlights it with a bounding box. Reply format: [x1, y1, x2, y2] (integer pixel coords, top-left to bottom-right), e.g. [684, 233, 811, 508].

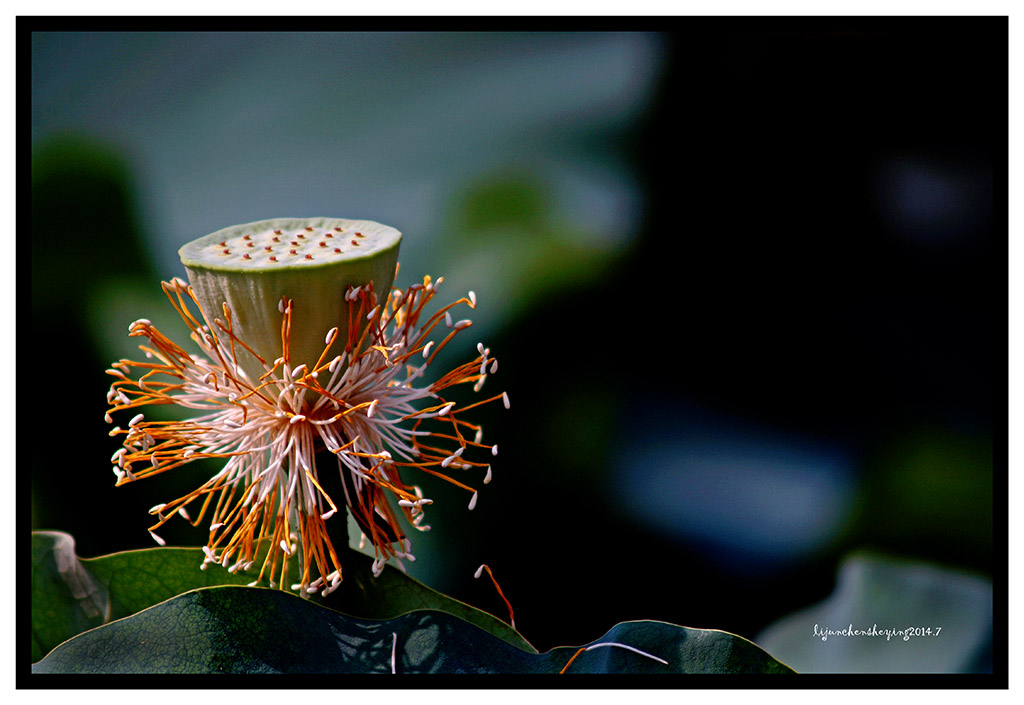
[178, 217, 401, 384]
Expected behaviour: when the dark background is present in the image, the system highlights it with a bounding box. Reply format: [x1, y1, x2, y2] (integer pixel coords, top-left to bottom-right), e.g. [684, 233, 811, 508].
[29, 21, 1002, 660]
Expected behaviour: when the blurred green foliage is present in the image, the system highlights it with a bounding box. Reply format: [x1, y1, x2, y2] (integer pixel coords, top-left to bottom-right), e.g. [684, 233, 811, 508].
[855, 427, 993, 571]
[30, 134, 203, 555]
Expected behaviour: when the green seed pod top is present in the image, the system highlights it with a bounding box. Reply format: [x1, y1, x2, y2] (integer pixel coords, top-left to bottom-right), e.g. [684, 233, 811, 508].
[179, 217, 401, 385]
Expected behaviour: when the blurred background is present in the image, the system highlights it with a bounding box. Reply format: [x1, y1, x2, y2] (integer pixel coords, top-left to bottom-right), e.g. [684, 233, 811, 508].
[30, 24, 1001, 671]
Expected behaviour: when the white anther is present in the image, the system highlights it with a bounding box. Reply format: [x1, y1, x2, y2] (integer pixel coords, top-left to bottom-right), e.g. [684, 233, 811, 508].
[367, 399, 378, 418]
[477, 342, 486, 355]
[468, 291, 477, 306]
[278, 298, 286, 313]
[290, 414, 306, 424]
[128, 413, 145, 427]
[490, 359, 498, 374]
[392, 632, 398, 674]
[149, 503, 166, 514]
[247, 580, 259, 587]
[484, 466, 492, 484]
[502, 392, 510, 409]
[367, 305, 379, 320]
[321, 508, 337, 520]
[202, 546, 216, 561]
[422, 341, 434, 358]
[149, 531, 166, 547]
[178, 507, 191, 520]
[280, 540, 291, 555]
[117, 391, 130, 405]
[291, 364, 307, 378]
[325, 327, 338, 345]
[111, 448, 127, 463]
[445, 311, 453, 328]
[454, 319, 472, 330]
[474, 428, 484, 444]
[468, 492, 478, 511]
[150, 455, 160, 469]
[210, 522, 225, 531]
[441, 447, 464, 468]
[398, 499, 415, 508]
[491, 444, 499, 456]
[329, 355, 343, 373]
[183, 449, 195, 458]
[474, 564, 485, 579]
[438, 402, 454, 417]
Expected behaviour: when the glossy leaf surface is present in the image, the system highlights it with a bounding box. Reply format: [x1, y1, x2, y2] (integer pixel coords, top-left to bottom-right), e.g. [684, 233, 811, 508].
[30, 530, 529, 661]
[33, 585, 794, 674]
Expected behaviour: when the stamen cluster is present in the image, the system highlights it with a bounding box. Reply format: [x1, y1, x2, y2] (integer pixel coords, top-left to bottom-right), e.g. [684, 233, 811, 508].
[105, 275, 507, 594]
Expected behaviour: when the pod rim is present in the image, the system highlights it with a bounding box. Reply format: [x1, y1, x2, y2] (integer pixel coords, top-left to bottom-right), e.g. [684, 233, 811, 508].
[178, 217, 402, 273]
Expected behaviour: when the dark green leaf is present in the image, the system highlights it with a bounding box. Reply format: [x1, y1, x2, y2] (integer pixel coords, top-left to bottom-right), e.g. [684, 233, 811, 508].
[33, 586, 794, 674]
[31, 530, 530, 661]
[30, 532, 110, 663]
